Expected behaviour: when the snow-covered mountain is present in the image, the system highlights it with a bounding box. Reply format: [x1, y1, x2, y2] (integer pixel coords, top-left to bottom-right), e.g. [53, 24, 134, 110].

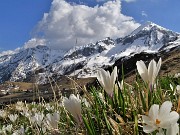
[0, 22, 180, 84]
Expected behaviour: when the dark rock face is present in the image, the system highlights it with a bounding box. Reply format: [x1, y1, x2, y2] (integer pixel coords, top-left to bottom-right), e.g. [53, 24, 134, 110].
[113, 53, 159, 80]
[64, 38, 115, 59]
[64, 45, 105, 58]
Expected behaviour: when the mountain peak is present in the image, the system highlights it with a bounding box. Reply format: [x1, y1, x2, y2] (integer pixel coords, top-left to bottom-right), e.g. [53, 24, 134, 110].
[131, 21, 166, 35]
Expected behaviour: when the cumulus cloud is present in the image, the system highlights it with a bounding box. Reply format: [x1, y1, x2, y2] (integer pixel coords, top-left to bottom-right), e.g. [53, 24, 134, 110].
[23, 38, 46, 49]
[33, 0, 140, 50]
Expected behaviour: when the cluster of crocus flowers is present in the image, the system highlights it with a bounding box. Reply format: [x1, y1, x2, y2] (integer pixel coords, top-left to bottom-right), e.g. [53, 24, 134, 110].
[63, 94, 82, 124]
[142, 101, 179, 134]
[97, 66, 117, 97]
[136, 58, 162, 90]
[31, 112, 44, 127]
[0, 124, 12, 134]
[8, 114, 18, 123]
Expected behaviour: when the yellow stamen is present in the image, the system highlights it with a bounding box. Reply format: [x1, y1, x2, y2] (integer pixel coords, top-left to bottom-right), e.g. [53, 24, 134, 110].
[156, 119, 161, 125]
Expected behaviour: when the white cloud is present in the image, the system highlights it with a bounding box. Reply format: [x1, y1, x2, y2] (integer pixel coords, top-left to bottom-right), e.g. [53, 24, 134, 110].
[23, 38, 46, 49]
[33, 0, 140, 50]
[141, 11, 148, 17]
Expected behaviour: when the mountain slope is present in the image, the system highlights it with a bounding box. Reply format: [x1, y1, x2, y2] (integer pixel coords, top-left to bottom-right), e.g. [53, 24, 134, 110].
[0, 46, 64, 84]
[0, 22, 179, 84]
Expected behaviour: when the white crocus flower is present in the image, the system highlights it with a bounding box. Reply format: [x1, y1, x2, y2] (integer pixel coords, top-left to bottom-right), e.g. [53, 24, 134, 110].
[21, 110, 31, 118]
[32, 107, 37, 113]
[5, 124, 12, 133]
[174, 73, 180, 78]
[63, 94, 82, 124]
[0, 110, 7, 118]
[118, 80, 124, 90]
[0, 125, 6, 134]
[142, 101, 179, 134]
[82, 98, 90, 107]
[45, 103, 54, 111]
[31, 112, 44, 126]
[12, 126, 25, 135]
[46, 112, 60, 130]
[8, 114, 18, 123]
[170, 84, 180, 95]
[136, 58, 162, 90]
[170, 84, 176, 95]
[16, 101, 24, 111]
[97, 66, 117, 97]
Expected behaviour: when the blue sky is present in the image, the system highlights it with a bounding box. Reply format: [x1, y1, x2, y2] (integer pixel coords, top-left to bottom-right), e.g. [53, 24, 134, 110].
[0, 0, 51, 51]
[0, 0, 180, 51]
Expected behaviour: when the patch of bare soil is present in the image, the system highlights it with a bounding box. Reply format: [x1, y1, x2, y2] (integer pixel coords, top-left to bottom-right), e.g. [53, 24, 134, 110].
[0, 76, 96, 105]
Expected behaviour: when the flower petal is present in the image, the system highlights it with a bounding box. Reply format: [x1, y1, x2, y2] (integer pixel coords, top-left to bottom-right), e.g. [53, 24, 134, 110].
[70, 94, 81, 116]
[109, 66, 117, 94]
[155, 58, 162, 78]
[142, 115, 153, 126]
[101, 69, 109, 87]
[136, 60, 148, 83]
[63, 94, 82, 123]
[149, 104, 159, 121]
[110, 66, 117, 87]
[97, 69, 105, 87]
[159, 101, 172, 120]
[169, 111, 179, 124]
[159, 111, 179, 129]
[156, 128, 164, 135]
[143, 125, 157, 133]
[148, 59, 156, 85]
[166, 123, 179, 135]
